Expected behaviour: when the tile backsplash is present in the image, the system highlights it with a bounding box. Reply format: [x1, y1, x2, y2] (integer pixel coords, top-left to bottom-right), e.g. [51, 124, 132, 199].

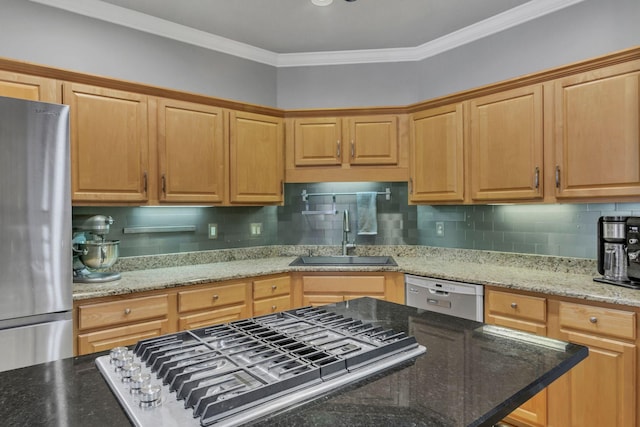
[73, 183, 640, 259]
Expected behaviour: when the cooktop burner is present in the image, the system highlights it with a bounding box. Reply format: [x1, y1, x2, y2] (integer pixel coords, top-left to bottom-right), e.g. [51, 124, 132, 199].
[96, 305, 426, 426]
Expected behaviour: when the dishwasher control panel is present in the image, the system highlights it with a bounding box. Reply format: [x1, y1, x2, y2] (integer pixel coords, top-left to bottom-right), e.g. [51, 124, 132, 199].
[405, 275, 484, 322]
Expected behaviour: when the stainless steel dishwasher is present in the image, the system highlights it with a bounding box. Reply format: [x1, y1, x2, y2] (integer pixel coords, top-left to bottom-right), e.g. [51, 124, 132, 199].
[405, 275, 484, 322]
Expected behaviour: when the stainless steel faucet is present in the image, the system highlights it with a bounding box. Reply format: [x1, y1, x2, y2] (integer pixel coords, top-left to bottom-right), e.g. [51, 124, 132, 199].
[342, 209, 356, 256]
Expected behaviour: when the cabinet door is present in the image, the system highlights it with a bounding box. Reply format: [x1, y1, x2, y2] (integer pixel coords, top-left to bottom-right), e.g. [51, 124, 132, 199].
[347, 115, 398, 166]
[470, 85, 543, 201]
[410, 104, 464, 203]
[0, 71, 57, 102]
[178, 304, 249, 330]
[554, 65, 640, 199]
[64, 83, 149, 203]
[229, 111, 284, 204]
[77, 319, 170, 355]
[293, 117, 342, 166]
[157, 99, 225, 203]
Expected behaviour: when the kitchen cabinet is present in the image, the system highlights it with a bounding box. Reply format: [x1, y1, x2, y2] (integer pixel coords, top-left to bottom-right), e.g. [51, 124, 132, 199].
[286, 114, 408, 182]
[177, 280, 252, 330]
[252, 274, 293, 316]
[291, 272, 405, 307]
[485, 289, 548, 427]
[229, 110, 284, 204]
[64, 83, 150, 204]
[469, 84, 544, 202]
[485, 286, 640, 427]
[547, 300, 637, 427]
[0, 70, 57, 102]
[553, 60, 640, 200]
[409, 103, 465, 203]
[157, 99, 226, 204]
[74, 293, 171, 355]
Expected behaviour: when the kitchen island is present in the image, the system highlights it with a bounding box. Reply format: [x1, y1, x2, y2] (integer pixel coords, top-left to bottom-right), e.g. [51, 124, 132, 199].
[0, 298, 586, 427]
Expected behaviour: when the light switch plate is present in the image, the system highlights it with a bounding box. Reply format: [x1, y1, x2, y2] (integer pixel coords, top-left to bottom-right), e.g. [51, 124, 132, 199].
[208, 223, 218, 239]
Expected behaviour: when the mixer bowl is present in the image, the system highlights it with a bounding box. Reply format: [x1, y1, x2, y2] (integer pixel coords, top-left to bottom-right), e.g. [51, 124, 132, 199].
[78, 240, 119, 269]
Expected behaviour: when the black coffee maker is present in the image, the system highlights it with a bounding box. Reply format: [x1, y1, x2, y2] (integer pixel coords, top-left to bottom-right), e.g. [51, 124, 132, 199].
[625, 217, 640, 287]
[595, 216, 640, 289]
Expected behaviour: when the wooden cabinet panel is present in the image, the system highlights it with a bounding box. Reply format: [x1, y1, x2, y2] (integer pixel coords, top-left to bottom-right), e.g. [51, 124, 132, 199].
[303, 294, 345, 307]
[157, 99, 225, 203]
[253, 275, 291, 299]
[77, 295, 169, 331]
[554, 63, 640, 199]
[409, 104, 464, 203]
[77, 319, 169, 355]
[178, 282, 248, 313]
[558, 301, 636, 341]
[347, 115, 398, 165]
[253, 295, 292, 316]
[470, 85, 544, 201]
[229, 111, 284, 204]
[302, 275, 386, 294]
[486, 290, 546, 334]
[178, 304, 249, 330]
[65, 83, 149, 203]
[293, 117, 342, 166]
[0, 71, 57, 102]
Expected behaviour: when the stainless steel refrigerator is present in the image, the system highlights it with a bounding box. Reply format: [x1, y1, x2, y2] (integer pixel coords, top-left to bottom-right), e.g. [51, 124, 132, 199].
[0, 96, 73, 372]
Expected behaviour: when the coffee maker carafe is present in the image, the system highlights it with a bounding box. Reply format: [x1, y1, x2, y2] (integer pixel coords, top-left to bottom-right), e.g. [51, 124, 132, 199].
[72, 215, 121, 283]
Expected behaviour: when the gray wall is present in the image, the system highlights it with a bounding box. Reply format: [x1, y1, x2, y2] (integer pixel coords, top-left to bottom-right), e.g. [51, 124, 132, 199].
[277, 0, 640, 108]
[0, 0, 277, 106]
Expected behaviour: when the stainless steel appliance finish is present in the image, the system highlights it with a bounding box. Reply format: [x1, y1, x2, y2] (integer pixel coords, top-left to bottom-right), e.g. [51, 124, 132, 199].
[0, 96, 73, 372]
[405, 275, 484, 322]
[72, 214, 121, 283]
[96, 306, 425, 427]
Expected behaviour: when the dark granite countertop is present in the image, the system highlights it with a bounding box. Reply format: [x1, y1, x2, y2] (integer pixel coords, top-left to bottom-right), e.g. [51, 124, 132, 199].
[0, 299, 587, 427]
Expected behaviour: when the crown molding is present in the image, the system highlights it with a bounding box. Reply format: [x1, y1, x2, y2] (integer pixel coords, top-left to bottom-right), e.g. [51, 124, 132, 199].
[30, 0, 585, 68]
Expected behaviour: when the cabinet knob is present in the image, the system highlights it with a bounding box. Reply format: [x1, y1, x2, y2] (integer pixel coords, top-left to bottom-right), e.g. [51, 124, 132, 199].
[271, 285, 277, 290]
[212, 294, 219, 300]
[271, 305, 277, 311]
[510, 302, 518, 309]
[589, 316, 598, 324]
[124, 308, 132, 315]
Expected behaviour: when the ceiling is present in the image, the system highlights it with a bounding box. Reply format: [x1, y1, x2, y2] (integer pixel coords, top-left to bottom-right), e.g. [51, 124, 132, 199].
[31, 0, 585, 66]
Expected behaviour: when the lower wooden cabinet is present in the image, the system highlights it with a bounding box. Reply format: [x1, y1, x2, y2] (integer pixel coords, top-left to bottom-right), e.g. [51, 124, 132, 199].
[485, 286, 639, 427]
[252, 274, 293, 316]
[177, 280, 252, 330]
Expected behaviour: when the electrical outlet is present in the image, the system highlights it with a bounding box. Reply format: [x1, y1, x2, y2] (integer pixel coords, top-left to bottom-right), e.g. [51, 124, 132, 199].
[435, 222, 445, 237]
[208, 223, 218, 239]
[250, 223, 262, 236]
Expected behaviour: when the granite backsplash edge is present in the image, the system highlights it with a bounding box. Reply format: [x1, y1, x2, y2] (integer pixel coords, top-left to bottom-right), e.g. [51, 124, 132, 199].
[110, 245, 597, 276]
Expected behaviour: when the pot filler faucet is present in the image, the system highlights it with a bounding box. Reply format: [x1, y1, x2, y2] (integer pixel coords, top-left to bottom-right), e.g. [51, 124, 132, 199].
[342, 209, 357, 256]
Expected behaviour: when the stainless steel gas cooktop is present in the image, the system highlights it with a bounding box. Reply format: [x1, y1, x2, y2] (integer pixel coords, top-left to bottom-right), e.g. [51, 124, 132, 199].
[96, 305, 426, 427]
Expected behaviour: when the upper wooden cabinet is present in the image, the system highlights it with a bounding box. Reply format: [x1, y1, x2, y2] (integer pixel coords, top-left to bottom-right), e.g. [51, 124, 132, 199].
[0, 70, 58, 103]
[229, 111, 284, 204]
[553, 61, 640, 200]
[157, 99, 226, 204]
[286, 114, 408, 182]
[64, 83, 150, 204]
[469, 84, 544, 202]
[409, 103, 465, 203]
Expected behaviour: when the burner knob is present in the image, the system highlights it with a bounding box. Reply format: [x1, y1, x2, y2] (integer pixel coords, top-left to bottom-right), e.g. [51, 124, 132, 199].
[129, 372, 151, 394]
[121, 362, 141, 382]
[113, 353, 134, 372]
[139, 384, 162, 408]
[109, 347, 129, 363]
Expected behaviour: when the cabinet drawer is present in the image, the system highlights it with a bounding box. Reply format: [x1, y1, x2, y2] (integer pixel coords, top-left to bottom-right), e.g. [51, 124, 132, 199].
[253, 295, 292, 316]
[78, 295, 169, 331]
[254, 276, 291, 300]
[77, 319, 170, 355]
[178, 304, 249, 330]
[178, 282, 248, 313]
[558, 302, 636, 341]
[487, 291, 546, 323]
[303, 276, 385, 294]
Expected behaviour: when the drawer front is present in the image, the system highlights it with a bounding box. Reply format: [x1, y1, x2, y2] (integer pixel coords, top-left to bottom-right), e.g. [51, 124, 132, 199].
[253, 295, 292, 316]
[302, 275, 385, 294]
[487, 290, 546, 323]
[178, 304, 249, 330]
[254, 276, 291, 300]
[77, 319, 170, 355]
[558, 301, 636, 340]
[178, 282, 248, 313]
[78, 295, 169, 331]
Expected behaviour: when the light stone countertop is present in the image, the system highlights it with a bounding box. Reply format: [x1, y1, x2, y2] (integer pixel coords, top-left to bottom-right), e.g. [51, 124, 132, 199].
[73, 248, 640, 308]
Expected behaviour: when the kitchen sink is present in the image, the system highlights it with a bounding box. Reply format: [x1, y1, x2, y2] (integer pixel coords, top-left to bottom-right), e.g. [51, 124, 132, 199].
[289, 255, 397, 266]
